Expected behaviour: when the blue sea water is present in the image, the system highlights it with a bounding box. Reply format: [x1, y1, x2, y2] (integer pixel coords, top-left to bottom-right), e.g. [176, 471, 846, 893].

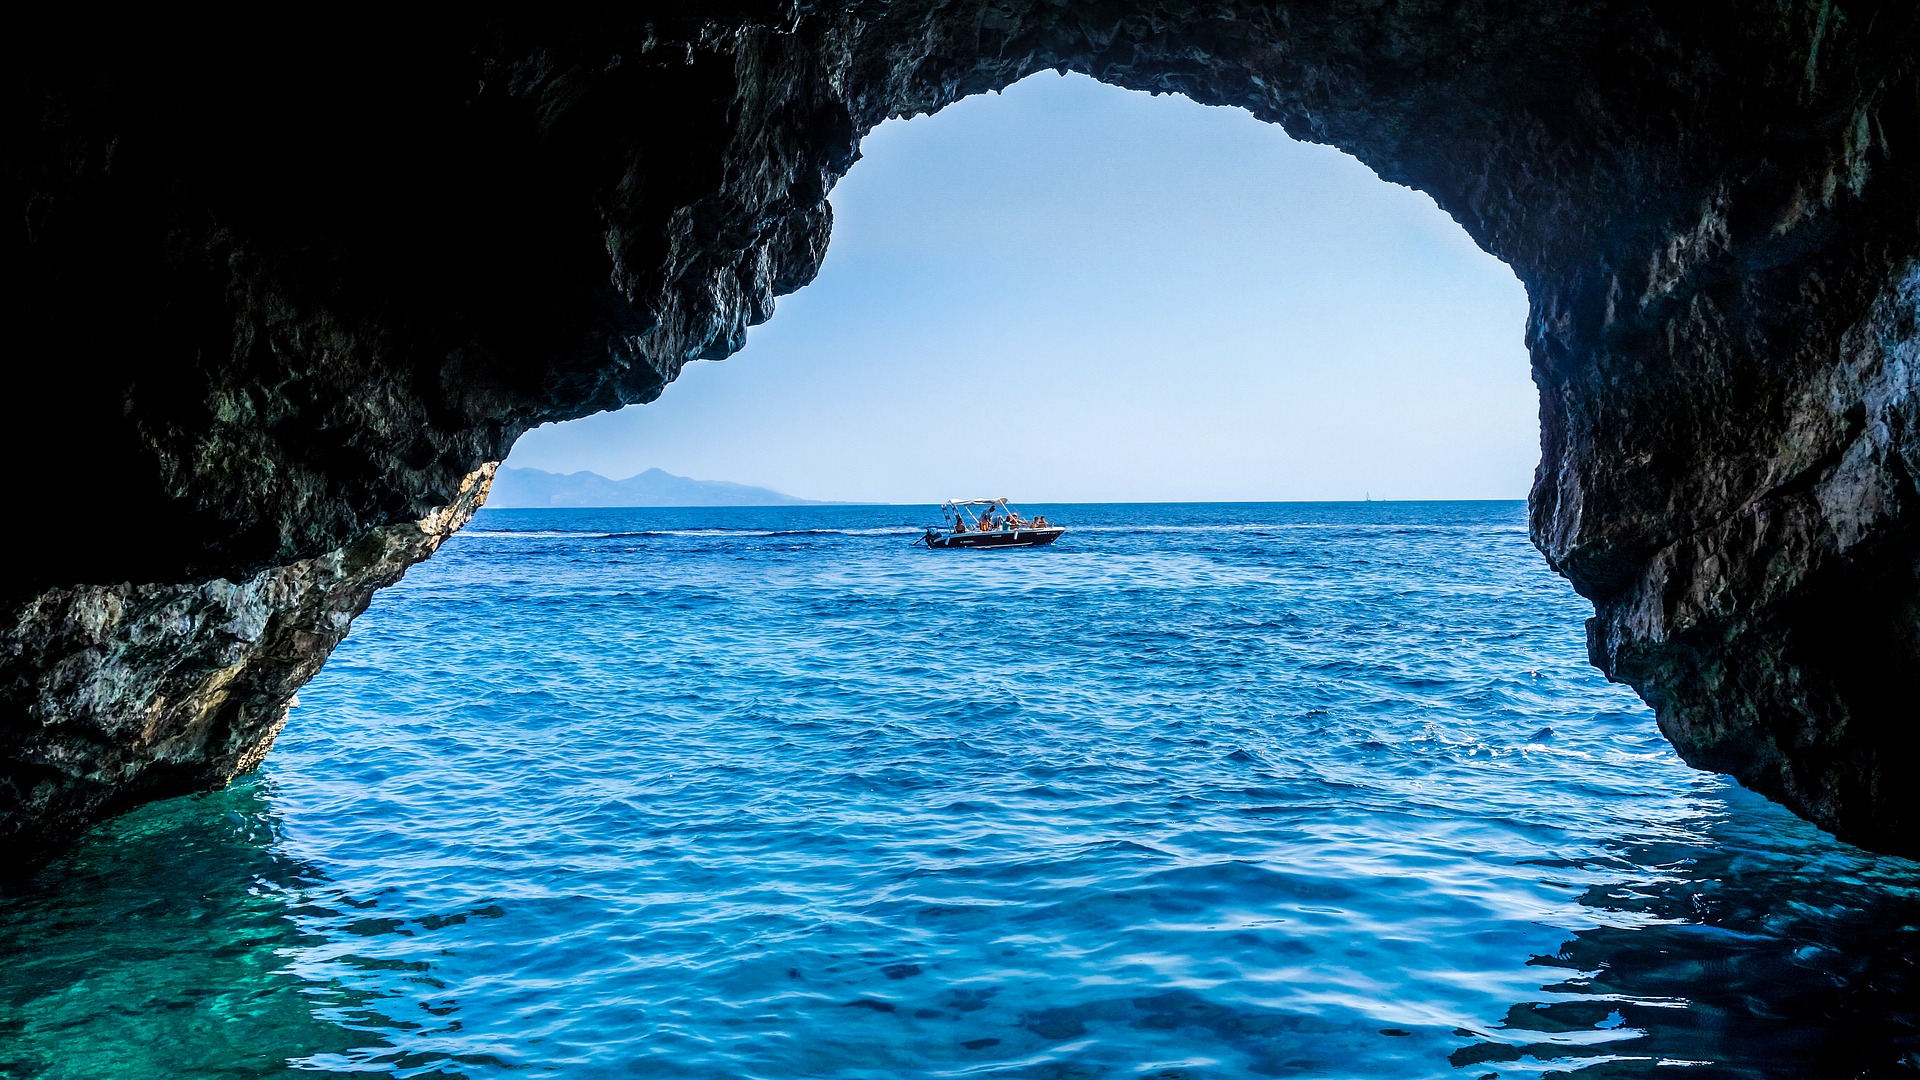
[6, 501, 1920, 1079]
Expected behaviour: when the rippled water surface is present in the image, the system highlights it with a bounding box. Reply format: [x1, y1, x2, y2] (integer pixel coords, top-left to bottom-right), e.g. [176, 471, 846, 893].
[8, 502, 1920, 1078]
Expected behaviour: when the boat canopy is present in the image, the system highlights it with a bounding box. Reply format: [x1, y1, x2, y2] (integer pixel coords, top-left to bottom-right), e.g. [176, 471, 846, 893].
[942, 497, 1016, 522]
[940, 497, 1052, 528]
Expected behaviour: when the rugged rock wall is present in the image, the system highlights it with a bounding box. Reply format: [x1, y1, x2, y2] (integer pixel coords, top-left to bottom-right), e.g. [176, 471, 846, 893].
[5, 2, 1919, 864]
[0, 467, 494, 859]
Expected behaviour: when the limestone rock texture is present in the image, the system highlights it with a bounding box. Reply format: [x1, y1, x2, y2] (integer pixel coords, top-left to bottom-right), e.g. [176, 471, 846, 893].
[4, 3, 1919, 863]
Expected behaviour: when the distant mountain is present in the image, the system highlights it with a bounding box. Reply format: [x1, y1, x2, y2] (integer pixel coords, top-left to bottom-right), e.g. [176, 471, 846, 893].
[487, 467, 823, 508]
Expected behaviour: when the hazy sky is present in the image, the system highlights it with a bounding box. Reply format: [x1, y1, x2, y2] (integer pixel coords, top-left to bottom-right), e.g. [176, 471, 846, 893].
[506, 72, 1536, 503]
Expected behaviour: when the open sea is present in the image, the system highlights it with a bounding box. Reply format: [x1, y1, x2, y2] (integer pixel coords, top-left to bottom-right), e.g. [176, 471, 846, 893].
[6, 501, 1920, 1079]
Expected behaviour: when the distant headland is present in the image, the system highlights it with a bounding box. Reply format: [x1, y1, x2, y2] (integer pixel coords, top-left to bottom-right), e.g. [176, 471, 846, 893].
[487, 467, 825, 508]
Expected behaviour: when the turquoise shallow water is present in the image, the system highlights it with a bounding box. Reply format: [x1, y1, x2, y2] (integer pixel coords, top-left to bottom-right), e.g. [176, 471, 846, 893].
[6, 501, 1920, 1078]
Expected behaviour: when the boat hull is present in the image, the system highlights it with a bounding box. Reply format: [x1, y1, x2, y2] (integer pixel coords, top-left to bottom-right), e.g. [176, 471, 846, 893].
[926, 527, 1064, 549]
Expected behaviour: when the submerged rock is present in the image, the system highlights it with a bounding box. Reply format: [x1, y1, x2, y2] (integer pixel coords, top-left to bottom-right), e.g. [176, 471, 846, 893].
[3, 3, 1919, 861]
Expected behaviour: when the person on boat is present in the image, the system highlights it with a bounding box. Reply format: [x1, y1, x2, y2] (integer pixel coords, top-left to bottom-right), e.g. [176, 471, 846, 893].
[981, 511, 995, 530]
[1033, 515, 1048, 528]
[952, 514, 967, 533]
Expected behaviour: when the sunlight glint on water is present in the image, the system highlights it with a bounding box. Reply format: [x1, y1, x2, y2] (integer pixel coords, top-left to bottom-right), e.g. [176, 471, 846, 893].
[5, 502, 1920, 1078]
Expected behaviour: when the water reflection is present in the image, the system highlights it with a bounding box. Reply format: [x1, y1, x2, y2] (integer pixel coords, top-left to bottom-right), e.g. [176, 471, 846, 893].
[8, 775, 1920, 1076]
[1456, 787, 1920, 1076]
[0, 778, 497, 1080]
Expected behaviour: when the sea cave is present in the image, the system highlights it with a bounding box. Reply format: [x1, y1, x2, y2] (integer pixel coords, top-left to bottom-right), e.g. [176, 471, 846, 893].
[5, 2, 1920, 872]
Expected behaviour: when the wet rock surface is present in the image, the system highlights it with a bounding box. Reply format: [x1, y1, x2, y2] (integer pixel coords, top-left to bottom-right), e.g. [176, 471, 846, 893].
[0, 468, 494, 862]
[4, 3, 1919, 861]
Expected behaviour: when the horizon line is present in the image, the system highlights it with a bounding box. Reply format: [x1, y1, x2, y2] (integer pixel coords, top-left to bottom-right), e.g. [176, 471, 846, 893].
[479, 497, 1531, 509]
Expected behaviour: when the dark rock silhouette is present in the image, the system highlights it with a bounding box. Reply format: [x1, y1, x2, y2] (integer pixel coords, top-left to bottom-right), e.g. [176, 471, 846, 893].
[5, 3, 1919, 863]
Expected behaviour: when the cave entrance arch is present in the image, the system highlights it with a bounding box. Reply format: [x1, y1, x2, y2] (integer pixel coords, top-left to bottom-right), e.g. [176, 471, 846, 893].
[7, 5, 1920, 866]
